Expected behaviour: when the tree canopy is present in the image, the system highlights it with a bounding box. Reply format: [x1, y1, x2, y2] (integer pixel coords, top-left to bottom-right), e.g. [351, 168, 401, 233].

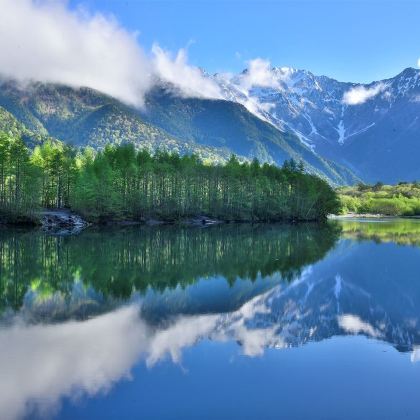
[0, 133, 339, 223]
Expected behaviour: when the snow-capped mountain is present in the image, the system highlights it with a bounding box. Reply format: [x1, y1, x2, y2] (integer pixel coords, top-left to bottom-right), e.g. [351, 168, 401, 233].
[214, 67, 420, 183]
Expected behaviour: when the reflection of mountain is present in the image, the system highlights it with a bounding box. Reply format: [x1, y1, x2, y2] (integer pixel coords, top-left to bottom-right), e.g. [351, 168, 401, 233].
[0, 223, 339, 320]
[220, 236, 420, 353]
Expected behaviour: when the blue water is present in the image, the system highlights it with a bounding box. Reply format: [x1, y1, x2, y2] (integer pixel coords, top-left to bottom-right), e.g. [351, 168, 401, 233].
[1, 220, 420, 420]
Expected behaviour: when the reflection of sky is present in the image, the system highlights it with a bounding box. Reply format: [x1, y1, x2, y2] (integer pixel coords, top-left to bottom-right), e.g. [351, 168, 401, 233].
[3, 224, 420, 419]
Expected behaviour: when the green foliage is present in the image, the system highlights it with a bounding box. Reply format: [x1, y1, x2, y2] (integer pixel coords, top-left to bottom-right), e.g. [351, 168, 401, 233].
[338, 183, 420, 216]
[0, 132, 42, 222]
[0, 132, 340, 223]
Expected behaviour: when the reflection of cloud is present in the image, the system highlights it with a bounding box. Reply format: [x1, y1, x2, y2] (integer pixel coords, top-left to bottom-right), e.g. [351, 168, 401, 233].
[0, 291, 276, 420]
[411, 346, 420, 363]
[0, 306, 147, 420]
[338, 314, 381, 337]
[147, 315, 218, 366]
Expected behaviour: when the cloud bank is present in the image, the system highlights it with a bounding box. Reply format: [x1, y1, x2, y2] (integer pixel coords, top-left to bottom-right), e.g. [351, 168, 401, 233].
[0, 0, 221, 107]
[342, 83, 386, 105]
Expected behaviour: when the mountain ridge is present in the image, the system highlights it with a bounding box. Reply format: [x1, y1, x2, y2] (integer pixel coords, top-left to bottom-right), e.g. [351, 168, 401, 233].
[214, 66, 420, 183]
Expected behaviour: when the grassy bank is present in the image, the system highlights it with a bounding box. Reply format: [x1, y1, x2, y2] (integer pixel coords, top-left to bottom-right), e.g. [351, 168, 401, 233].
[338, 182, 420, 216]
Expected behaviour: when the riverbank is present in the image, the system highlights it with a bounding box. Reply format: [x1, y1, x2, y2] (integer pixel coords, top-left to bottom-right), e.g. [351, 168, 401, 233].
[0, 209, 330, 235]
[329, 213, 420, 220]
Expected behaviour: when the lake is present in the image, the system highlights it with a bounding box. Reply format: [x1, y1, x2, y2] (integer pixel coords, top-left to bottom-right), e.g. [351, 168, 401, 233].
[1, 219, 420, 420]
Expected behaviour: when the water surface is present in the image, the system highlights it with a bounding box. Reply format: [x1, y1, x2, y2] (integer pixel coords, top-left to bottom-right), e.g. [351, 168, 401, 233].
[1, 220, 420, 419]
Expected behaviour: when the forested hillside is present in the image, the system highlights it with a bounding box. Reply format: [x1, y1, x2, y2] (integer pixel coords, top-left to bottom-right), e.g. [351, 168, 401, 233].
[0, 80, 358, 185]
[0, 132, 339, 223]
[0, 82, 235, 164]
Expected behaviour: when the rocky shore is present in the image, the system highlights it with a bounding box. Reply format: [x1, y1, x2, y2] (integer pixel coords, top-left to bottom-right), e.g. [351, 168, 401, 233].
[39, 210, 90, 235]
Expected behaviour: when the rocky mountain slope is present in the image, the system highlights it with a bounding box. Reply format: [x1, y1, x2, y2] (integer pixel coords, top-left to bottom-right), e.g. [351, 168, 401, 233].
[215, 67, 420, 183]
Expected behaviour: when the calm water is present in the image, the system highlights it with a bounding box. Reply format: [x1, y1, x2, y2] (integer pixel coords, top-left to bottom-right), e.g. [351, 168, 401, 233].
[1, 220, 420, 419]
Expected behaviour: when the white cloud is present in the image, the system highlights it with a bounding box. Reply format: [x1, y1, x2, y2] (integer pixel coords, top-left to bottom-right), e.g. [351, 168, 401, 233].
[213, 58, 284, 124]
[0, 0, 154, 107]
[342, 83, 387, 105]
[417, 58, 420, 68]
[240, 58, 282, 90]
[151, 44, 222, 99]
[0, 0, 222, 107]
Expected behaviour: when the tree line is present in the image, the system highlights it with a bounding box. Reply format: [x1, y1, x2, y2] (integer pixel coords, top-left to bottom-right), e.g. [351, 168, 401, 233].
[0, 132, 339, 223]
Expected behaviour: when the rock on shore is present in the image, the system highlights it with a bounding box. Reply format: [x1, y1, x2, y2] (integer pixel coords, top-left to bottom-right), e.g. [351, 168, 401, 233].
[40, 210, 89, 235]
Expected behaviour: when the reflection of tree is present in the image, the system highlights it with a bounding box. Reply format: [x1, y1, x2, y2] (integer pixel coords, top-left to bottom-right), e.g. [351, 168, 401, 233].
[0, 223, 340, 313]
[340, 220, 420, 246]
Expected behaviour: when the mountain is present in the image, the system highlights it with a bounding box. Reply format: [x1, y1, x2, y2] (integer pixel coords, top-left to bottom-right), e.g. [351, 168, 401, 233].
[141, 86, 358, 184]
[0, 81, 237, 164]
[0, 79, 358, 185]
[215, 67, 420, 183]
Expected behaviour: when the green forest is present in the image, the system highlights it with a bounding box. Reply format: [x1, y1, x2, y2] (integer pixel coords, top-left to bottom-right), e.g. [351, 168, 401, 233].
[0, 132, 339, 223]
[338, 182, 420, 216]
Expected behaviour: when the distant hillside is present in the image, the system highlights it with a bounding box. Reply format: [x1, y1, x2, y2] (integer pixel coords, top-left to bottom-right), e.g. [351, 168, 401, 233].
[0, 81, 234, 164]
[141, 86, 359, 184]
[0, 80, 358, 184]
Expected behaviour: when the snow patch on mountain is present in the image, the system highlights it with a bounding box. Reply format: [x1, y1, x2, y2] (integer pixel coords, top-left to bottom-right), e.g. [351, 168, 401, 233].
[336, 120, 346, 145]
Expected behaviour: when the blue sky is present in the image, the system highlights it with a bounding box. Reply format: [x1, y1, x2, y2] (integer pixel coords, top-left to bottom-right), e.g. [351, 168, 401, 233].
[69, 0, 420, 83]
